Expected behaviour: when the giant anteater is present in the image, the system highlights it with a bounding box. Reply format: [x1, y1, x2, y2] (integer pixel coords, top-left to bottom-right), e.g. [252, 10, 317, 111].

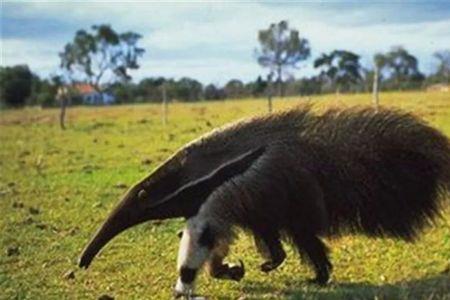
[78, 106, 450, 297]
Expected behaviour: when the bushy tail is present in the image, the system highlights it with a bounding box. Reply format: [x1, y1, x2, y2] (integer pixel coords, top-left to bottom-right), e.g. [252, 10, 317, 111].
[354, 110, 450, 240]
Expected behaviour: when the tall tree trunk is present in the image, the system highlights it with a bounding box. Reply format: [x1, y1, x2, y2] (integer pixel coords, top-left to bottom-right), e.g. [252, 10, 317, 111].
[276, 66, 282, 97]
[372, 64, 380, 111]
[60, 96, 67, 130]
[267, 73, 273, 113]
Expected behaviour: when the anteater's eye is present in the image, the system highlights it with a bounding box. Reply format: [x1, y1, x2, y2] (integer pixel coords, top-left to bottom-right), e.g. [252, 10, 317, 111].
[138, 189, 148, 200]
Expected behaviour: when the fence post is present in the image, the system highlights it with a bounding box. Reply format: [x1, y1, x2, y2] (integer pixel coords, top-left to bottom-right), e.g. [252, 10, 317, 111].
[267, 72, 273, 113]
[372, 64, 379, 111]
[162, 83, 168, 126]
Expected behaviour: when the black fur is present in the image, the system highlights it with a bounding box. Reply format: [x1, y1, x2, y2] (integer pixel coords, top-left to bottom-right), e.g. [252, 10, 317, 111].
[198, 224, 216, 249]
[197, 107, 450, 281]
[180, 266, 197, 284]
[81, 106, 450, 284]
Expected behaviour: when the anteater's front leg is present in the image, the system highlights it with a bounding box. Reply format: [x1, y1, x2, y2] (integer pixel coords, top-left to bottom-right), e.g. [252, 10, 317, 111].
[205, 239, 245, 281]
[254, 230, 286, 273]
[174, 217, 244, 298]
[291, 231, 332, 285]
[174, 218, 215, 298]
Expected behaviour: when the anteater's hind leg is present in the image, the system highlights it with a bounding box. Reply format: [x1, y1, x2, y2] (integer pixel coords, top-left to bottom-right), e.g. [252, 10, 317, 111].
[205, 237, 245, 281]
[291, 231, 332, 285]
[254, 229, 286, 273]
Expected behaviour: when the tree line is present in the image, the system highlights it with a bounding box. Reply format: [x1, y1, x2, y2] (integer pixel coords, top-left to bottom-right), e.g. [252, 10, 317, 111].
[1, 21, 449, 108]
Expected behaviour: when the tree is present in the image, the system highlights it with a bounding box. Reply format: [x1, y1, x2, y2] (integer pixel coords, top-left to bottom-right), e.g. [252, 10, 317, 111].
[0, 65, 33, 107]
[137, 77, 167, 102]
[58, 24, 144, 128]
[35, 76, 63, 108]
[376, 46, 424, 90]
[246, 76, 267, 97]
[433, 50, 450, 84]
[110, 82, 137, 104]
[60, 24, 144, 91]
[224, 79, 246, 99]
[204, 84, 225, 100]
[174, 77, 203, 101]
[289, 76, 323, 96]
[256, 20, 310, 96]
[28, 73, 43, 106]
[314, 50, 362, 93]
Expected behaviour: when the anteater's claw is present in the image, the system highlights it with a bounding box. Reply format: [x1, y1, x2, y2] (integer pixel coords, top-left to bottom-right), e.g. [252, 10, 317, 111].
[228, 259, 245, 281]
[260, 249, 286, 273]
[211, 260, 245, 281]
[260, 260, 280, 273]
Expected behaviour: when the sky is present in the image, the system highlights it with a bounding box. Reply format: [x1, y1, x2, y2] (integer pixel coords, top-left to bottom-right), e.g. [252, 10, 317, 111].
[1, 1, 450, 85]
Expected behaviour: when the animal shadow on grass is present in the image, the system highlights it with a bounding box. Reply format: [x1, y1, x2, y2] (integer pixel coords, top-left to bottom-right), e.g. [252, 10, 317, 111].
[241, 273, 450, 300]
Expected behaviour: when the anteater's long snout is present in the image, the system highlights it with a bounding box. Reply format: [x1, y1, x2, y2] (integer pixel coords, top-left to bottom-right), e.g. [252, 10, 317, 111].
[78, 147, 265, 268]
[78, 153, 187, 269]
[78, 183, 188, 268]
[78, 197, 138, 268]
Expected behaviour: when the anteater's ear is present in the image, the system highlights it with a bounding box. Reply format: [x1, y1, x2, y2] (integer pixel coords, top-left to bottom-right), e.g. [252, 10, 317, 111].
[149, 146, 265, 218]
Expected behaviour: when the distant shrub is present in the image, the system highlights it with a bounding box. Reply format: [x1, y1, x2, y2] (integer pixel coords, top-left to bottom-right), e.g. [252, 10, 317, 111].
[0, 65, 33, 107]
[36, 92, 56, 108]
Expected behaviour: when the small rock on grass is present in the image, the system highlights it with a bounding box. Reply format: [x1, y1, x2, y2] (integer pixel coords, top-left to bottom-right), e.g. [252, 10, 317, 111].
[98, 295, 114, 300]
[68, 227, 79, 236]
[23, 217, 34, 225]
[63, 270, 75, 280]
[114, 182, 127, 189]
[19, 150, 31, 157]
[12, 202, 24, 209]
[92, 202, 102, 208]
[6, 246, 20, 256]
[141, 158, 153, 165]
[29, 207, 40, 215]
[35, 223, 48, 230]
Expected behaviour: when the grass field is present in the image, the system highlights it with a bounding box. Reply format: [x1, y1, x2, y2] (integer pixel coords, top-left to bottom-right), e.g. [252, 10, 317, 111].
[1, 91, 449, 300]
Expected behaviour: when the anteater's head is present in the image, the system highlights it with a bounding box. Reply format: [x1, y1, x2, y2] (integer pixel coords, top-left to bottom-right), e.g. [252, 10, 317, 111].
[78, 145, 265, 268]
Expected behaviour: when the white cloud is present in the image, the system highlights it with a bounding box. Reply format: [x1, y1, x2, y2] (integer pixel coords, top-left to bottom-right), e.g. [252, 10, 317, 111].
[1, 39, 61, 76]
[132, 57, 259, 84]
[2, 2, 449, 84]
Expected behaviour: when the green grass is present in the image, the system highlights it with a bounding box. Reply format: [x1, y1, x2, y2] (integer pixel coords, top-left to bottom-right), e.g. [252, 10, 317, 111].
[1, 91, 449, 299]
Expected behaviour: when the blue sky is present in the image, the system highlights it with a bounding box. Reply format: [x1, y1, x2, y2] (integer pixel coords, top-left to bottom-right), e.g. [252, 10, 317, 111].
[1, 1, 450, 85]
